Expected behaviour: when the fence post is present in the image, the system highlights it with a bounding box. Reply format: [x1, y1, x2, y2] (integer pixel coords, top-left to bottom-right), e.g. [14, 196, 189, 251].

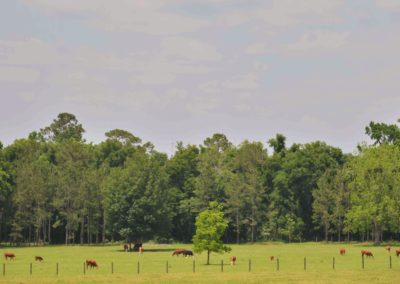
[362, 254, 364, 270]
[221, 260, 223, 272]
[111, 262, 114, 274]
[30, 263, 32, 275]
[277, 258, 279, 271]
[166, 261, 168, 273]
[193, 260, 195, 273]
[137, 261, 140, 274]
[304, 257, 306, 271]
[56, 263, 59, 276]
[3, 263, 5, 276]
[249, 259, 251, 272]
[333, 257, 335, 270]
[83, 262, 86, 275]
[390, 255, 392, 269]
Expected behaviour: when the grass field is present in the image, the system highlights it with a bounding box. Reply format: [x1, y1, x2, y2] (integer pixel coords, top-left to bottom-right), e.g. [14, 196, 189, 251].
[0, 242, 399, 283]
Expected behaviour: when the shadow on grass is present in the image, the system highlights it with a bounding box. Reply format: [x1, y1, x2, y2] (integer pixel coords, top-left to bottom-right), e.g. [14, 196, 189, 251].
[116, 248, 178, 253]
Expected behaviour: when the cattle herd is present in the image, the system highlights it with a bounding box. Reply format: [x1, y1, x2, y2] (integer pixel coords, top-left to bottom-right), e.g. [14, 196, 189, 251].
[2, 246, 400, 271]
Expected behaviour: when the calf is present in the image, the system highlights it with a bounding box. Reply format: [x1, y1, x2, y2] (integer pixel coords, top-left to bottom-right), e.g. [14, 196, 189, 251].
[386, 246, 391, 253]
[123, 244, 129, 252]
[230, 256, 237, 265]
[86, 259, 99, 269]
[35, 256, 44, 262]
[270, 256, 274, 261]
[340, 248, 346, 255]
[4, 253, 15, 260]
[139, 246, 144, 254]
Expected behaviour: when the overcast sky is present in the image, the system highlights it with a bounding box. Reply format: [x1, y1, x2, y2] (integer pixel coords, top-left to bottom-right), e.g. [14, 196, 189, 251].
[1, 0, 400, 154]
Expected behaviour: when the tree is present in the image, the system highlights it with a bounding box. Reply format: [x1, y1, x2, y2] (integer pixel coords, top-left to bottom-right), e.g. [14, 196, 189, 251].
[345, 144, 400, 244]
[365, 121, 400, 146]
[193, 202, 230, 265]
[268, 134, 286, 154]
[41, 113, 85, 142]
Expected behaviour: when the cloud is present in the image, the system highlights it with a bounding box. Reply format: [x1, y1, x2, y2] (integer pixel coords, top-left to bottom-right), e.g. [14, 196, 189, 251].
[286, 30, 350, 52]
[22, 0, 208, 35]
[245, 43, 270, 55]
[376, 0, 400, 11]
[161, 37, 222, 62]
[222, 74, 259, 90]
[0, 38, 60, 65]
[0, 66, 40, 83]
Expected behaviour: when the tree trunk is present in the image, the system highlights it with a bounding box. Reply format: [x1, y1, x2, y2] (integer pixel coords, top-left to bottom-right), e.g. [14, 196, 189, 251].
[102, 210, 106, 243]
[324, 222, 328, 242]
[374, 222, 381, 245]
[207, 249, 211, 265]
[236, 212, 240, 244]
[80, 216, 84, 244]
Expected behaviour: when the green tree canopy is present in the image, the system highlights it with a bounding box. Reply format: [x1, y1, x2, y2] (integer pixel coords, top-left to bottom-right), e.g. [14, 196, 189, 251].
[193, 202, 230, 265]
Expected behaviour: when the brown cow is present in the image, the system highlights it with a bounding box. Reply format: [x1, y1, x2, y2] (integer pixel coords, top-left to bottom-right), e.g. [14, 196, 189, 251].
[270, 256, 274, 261]
[361, 250, 373, 258]
[35, 256, 44, 262]
[123, 244, 129, 252]
[86, 259, 99, 269]
[230, 256, 237, 265]
[395, 249, 400, 257]
[4, 253, 15, 260]
[139, 246, 144, 254]
[172, 249, 186, 256]
[340, 248, 346, 255]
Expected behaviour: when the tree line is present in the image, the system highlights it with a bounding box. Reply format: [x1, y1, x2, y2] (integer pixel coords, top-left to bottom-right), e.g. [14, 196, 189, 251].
[1, 113, 400, 245]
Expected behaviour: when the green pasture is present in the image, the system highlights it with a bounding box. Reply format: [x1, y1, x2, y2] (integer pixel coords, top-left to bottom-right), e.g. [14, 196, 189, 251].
[0, 242, 399, 283]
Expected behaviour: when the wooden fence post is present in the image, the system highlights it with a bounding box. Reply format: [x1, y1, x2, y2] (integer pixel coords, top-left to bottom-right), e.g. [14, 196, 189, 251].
[3, 263, 5, 276]
[83, 262, 86, 275]
[249, 259, 251, 272]
[333, 257, 335, 270]
[221, 260, 223, 272]
[30, 263, 32, 275]
[277, 258, 279, 271]
[166, 261, 169, 273]
[390, 256, 392, 269]
[137, 261, 140, 274]
[111, 262, 114, 274]
[193, 260, 195, 273]
[362, 254, 364, 270]
[304, 257, 306, 271]
[56, 263, 59, 276]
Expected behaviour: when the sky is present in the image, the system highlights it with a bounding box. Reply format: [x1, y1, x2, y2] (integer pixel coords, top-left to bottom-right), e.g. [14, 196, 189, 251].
[1, 0, 400, 155]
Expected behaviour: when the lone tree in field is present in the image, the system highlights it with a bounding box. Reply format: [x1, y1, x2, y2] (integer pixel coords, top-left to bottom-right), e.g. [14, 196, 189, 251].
[193, 202, 231, 265]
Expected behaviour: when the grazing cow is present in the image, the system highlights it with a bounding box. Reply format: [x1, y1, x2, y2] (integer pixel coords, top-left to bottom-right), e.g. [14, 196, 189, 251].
[4, 253, 15, 260]
[86, 259, 99, 269]
[123, 244, 129, 252]
[139, 246, 144, 254]
[172, 249, 186, 256]
[230, 256, 237, 265]
[361, 250, 373, 258]
[183, 250, 193, 257]
[133, 243, 143, 251]
[340, 248, 346, 255]
[395, 249, 400, 257]
[35, 256, 44, 262]
[386, 246, 391, 253]
[270, 256, 274, 261]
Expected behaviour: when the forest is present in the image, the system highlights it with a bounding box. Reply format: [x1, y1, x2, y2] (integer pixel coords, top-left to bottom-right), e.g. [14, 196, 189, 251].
[1, 113, 400, 246]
